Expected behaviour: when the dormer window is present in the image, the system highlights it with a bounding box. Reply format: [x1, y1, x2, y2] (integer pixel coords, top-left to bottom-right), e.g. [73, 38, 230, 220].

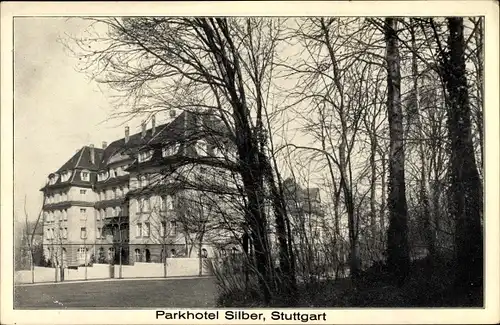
[81, 170, 90, 182]
[196, 140, 208, 156]
[98, 171, 109, 182]
[212, 145, 222, 157]
[48, 173, 59, 185]
[61, 170, 72, 182]
[138, 150, 153, 163]
[162, 143, 179, 157]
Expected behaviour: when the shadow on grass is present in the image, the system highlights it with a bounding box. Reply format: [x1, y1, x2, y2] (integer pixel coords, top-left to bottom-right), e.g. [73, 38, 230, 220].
[217, 257, 483, 308]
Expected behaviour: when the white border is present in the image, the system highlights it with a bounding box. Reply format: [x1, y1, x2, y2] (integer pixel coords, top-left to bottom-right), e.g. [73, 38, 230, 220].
[1, 1, 499, 324]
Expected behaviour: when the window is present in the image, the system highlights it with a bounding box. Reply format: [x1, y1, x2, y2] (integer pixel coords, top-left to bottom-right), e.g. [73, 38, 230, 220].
[170, 221, 177, 236]
[80, 227, 87, 239]
[139, 175, 146, 188]
[81, 170, 90, 182]
[78, 248, 87, 262]
[80, 208, 86, 213]
[164, 195, 174, 211]
[196, 140, 208, 156]
[135, 249, 142, 262]
[110, 169, 116, 178]
[201, 248, 208, 258]
[170, 249, 176, 258]
[63, 228, 68, 239]
[138, 150, 153, 163]
[80, 189, 87, 195]
[162, 144, 179, 157]
[160, 221, 166, 237]
[136, 223, 142, 237]
[212, 145, 223, 157]
[108, 247, 115, 261]
[63, 209, 68, 221]
[58, 210, 62, 222]
[116, 207, 122, 216]
[144, 222, 150, 237]
[143, 198, 150, 212]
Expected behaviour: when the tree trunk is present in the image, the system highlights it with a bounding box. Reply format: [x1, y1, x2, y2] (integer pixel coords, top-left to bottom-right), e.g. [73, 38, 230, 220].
[473, 17, 484, 176]
[30, 251, 35, 284]
[380, 150, 387, 234]
[442, 17, 483, 289]
[163, 243, 167, 278]
[198, 232, 204, 276]
[410, 19, 435, 259]
[369, 134, 378, 258]
[384, 17, 410, 284]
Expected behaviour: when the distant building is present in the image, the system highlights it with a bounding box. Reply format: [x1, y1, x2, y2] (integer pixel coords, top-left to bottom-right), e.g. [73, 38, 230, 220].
[282, 177, 324, 242]
[40, 111, 239, 267]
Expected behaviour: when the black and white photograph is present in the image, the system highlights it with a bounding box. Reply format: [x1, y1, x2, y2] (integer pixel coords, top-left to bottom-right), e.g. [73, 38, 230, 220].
[1, 1, 499, 324]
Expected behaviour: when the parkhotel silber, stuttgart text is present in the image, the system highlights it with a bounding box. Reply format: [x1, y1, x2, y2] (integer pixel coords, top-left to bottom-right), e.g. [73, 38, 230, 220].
[155, 310, 328, 322]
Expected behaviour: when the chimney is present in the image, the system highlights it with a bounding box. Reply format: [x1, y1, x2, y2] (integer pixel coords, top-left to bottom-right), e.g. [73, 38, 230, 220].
[141, 120, 146, 138]
[102, 141, 108, 149]
[151, 115, 156, 134]
[125, 126, 130, 143]
[89, 144, 95, 164]
[169, 110, 177, 119]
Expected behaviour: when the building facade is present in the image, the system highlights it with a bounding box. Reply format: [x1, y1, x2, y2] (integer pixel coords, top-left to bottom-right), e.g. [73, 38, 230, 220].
[41, 110, 239, 267]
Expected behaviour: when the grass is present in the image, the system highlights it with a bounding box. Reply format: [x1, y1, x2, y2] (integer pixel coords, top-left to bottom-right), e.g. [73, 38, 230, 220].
[14, 277, 218, 309]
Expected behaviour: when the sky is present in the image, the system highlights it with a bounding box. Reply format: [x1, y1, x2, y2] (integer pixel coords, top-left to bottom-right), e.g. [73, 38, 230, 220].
[12, 17, 364, 225]
[13, 18, 142, 223]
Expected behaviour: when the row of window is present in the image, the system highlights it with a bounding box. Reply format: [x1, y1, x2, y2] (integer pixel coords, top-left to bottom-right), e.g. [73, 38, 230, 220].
[135, 220, 177, 238]
[44, 209, 68, 223]
[46, 192, 68, 204]
[96, 207, 122, 220]
[45, 227, 68, 240]
[48, 170, 73, 185]
[136, 195, 174, 213]
[97, 165, 129, 182]
[136, 141, 225, 164]
[136, 174, 155, 188]
[96, 186, 129, 201]
[46, 189, 90, 204]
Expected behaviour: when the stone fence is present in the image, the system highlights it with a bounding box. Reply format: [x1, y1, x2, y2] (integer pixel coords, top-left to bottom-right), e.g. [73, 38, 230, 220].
[15, 258, 212, 284]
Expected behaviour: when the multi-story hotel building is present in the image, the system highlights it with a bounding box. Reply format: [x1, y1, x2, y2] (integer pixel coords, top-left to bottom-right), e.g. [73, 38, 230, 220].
[40, 110, 238, 267]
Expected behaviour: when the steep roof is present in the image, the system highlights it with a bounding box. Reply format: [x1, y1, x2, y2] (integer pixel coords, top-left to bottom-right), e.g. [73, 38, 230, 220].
[97, 111, 189, 169]
[42, 109, 225, 191]
[56, 146, 103, 173]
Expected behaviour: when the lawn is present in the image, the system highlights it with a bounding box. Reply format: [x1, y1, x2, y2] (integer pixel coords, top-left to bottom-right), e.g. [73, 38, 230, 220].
[14, 277, 218, 309]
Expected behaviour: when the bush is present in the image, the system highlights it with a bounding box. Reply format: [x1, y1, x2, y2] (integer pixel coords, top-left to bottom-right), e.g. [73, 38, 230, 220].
[207, 256, 264, 307]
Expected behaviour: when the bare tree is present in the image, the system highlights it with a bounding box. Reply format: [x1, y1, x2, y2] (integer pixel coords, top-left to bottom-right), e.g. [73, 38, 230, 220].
[384, 17, 410, 284]
[440, 17, 483, 290]
[22, 195, 46, 283]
